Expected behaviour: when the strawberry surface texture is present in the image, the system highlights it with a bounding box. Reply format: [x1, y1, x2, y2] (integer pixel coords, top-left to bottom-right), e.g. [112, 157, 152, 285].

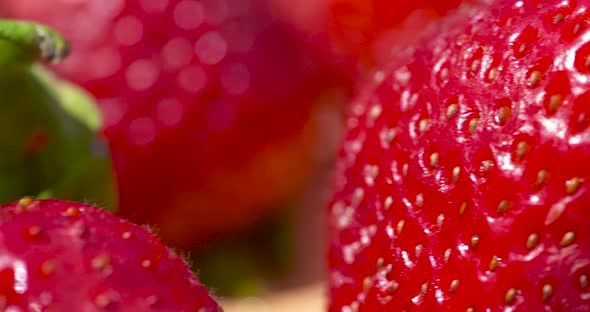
[0, 198, 221, 311]
[329, 0, 590, 311]
[0, 0, 354, 244]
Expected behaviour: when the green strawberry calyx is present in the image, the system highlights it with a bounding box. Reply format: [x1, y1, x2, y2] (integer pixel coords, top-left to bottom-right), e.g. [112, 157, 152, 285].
[0, 19, 115, 211]
[0, 19, 70, 67]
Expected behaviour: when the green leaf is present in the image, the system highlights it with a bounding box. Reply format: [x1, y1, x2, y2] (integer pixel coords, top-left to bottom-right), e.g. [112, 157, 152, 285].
[0, 65, 116, 211]
[0, 19, 69, 67]
[30, 67, 116, 211]
[0, 19, 115, 210]
[33, 67, 102, 132]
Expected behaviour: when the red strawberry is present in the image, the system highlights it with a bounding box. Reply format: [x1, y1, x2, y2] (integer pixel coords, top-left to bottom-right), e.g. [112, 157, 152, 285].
[0, 198, 221, 311]
[269, 0, 465, 68]
[1, 0, 353, 244]
[329, 0, 590, 310]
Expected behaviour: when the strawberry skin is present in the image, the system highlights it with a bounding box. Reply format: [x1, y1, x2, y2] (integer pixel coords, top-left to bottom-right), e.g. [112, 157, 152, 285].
[0, 198, 220, 311]
[329, 0, 590, 310]
[1, 0, 353, 243]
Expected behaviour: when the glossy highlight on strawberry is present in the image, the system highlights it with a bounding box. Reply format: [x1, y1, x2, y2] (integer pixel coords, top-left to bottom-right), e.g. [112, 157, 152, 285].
[329, 0, 590, 310]
[0, 198, 221, 311]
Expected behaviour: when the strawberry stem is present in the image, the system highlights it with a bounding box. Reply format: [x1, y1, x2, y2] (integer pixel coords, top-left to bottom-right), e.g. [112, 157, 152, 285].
[0, 19, 69, 67]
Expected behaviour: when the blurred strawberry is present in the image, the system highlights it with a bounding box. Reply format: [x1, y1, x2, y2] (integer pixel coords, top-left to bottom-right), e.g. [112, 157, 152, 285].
[269, 0, 466, 68]
[0, 0, 353, 245]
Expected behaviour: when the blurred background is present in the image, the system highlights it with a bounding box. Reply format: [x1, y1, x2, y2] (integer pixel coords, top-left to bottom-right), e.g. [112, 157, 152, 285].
[0, 0, 463, 310]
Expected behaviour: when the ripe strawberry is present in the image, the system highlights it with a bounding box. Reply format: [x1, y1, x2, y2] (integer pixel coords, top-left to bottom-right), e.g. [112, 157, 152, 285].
[0, 198, 220, 311]
[329, 0, 590, 310]
[1, 0, 353, 244]
[269, 0, 465, 68]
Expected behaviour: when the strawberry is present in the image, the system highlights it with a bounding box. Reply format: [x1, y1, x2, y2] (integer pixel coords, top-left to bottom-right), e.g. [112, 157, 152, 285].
[269, 0, 465, 68]
[1, 0, 353, 244]
[329, 0, 590, 310]
[0, 198, 221, 311]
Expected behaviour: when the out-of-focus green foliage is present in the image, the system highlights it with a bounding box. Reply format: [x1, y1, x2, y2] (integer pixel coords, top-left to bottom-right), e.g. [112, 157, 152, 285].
[0, 19, 69, 67]
[0, 19, 115, 210]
